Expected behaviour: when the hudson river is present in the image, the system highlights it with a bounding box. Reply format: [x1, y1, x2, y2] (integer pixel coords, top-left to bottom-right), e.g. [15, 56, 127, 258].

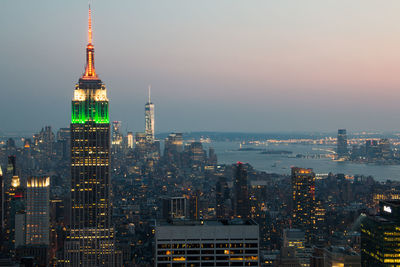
[204, 141, 400, 182]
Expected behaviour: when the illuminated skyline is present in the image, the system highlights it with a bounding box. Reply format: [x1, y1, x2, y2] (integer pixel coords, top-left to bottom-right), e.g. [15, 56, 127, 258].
[2, 0, 400, 132]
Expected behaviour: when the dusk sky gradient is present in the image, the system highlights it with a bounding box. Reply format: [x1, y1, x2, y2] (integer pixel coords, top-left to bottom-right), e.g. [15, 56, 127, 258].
[2, 0, 400, 133]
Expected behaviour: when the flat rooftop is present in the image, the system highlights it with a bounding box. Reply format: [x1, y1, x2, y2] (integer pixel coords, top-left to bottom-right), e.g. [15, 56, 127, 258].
[155, 219, 259, 241]
[157, 219, 257, 227]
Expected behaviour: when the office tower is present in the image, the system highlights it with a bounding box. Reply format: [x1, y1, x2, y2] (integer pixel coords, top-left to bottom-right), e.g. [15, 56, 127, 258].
[365, 139, 379, 160]
[6, 155, 16, 183]
[16, 177, 51, 266]
[39, 126, 55, 157]
[337, 129, 348, 158]
[282, 229, 310, 267]
[57, 128, 70, 141]
[234, 162, 250, 219]
[112, 121, 123, 146]
[164, 133, 183, 163]
[324, 246, 360, 267]
[155, 220, 259, 266]
[187, 142, 206, 166]
[56, 128, 70, 160]
[3, 156, 19, 250]
[162, 196, 188, 220]
[291, 167, 316, 243]
[310, 244, 325, 267]
[275, 247, 301, 267]
[379, 138, 392, 159]
[6, 138, 17, 155]
[208, 147, 217, 165]
[361, 200, 400, 266]
[111, 121, 123, 156]
[145, 85, 155, 141]
[126, 132, 134, 149]
[65, 7, 115, 266]
[6, 175, 25, 250]
[133, 132, 147, 161]
[25, 177, 50, 245]
[216, 176, 230, 219]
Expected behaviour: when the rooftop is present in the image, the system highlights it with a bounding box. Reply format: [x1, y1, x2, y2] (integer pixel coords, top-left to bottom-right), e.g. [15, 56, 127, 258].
[157, 219, 257, 227]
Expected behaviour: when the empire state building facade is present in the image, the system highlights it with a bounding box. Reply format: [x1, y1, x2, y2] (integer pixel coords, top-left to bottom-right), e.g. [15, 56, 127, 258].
[65, 8, 115, 266]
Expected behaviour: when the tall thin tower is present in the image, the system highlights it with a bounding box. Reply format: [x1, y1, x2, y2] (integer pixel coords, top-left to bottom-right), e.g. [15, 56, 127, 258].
[145, 85, 155, 141]
[337, 129, 348, 159]
[234, 162, 250, 219]
[65, 7, 115, 266]
[291, 167, 316, 243]
[26, 177, 50, 245]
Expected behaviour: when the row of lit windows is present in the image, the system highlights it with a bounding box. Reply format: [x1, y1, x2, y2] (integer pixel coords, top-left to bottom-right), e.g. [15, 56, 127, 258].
[158, 243, 258, 249]
[157, 256, 258, 262]
[159, 249, 256, 255]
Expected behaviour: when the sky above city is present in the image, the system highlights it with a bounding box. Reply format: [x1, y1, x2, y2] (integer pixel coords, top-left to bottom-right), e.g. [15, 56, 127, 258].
[1, 0, 400, 134]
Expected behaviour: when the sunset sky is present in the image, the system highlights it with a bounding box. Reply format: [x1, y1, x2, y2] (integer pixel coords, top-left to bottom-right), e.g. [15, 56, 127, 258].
[1, 0, 400, 133]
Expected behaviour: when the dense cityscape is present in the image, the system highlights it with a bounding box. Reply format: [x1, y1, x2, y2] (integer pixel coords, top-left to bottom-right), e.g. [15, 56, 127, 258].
[2, 5, 400, 267]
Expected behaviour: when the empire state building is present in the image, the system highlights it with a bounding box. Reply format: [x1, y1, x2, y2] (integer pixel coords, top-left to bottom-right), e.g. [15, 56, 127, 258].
[65, 7, 115, 266]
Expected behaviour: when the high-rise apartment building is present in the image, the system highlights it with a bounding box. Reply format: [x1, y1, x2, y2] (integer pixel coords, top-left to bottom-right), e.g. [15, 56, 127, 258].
[155, 220, 259, 266]
[26, 177, 50, 245]
[361, 200, 400, 266]
[145, 85, 155, 141]
[65, 7, 115, 266]
[234, 162, 250, 219]
[291, 167, 316, 243]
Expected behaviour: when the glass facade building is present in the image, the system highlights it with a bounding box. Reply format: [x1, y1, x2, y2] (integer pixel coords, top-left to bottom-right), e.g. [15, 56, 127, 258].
[361, 200, 400, 266]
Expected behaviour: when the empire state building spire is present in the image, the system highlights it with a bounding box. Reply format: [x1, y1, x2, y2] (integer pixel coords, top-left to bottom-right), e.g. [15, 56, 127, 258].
[67, 6, 115, 266]
[82, 6, 97, 79]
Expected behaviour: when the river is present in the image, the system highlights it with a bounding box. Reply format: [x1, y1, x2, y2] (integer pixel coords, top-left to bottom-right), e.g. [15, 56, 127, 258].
[203, 141, 400, 181]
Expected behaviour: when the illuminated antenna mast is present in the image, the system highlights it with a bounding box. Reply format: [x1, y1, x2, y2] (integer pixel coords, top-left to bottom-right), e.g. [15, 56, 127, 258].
[88, 4, 93, 44]
[82, 4, 97, 79]
[148, 85, 152, 103]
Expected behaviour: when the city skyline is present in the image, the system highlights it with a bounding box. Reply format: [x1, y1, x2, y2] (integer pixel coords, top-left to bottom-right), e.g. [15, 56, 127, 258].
[3, 1, 400, 133]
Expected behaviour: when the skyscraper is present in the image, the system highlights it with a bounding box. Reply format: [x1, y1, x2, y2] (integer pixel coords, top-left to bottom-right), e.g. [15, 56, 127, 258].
[126, 132, 134, 149]
[337, 129, 348, 159]
[291, 167, 316, 243]
[111, 121, 123, 146]
[145, 85, 155, 141]
[6, 175, 24, 250]
[234, 162, 250, 219]
[216, 176, 230, 219]
[361, 200, 400, 266]
[65, 7, 115, 266]
[3, 156, 19, 251]
[164, 133, 183, 166]
[26, 177, 50, 245]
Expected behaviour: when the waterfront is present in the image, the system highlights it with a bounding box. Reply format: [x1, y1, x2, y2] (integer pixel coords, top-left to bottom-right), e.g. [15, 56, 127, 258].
[205, 141, 400, 181]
